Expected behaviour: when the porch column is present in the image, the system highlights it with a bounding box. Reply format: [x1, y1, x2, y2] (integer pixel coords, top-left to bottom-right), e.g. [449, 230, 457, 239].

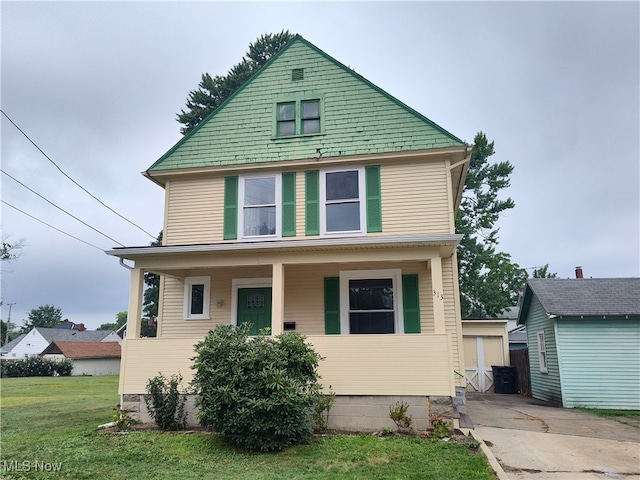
[271, 262, 284, 336]
[430, 257, 446, 334]
[127, 267, 144, 339]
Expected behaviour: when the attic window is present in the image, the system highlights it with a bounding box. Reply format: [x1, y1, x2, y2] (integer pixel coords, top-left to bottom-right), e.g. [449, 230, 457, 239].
[292, 68, 304, 81]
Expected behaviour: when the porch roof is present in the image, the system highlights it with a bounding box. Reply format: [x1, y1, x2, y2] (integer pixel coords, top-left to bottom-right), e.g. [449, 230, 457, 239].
[106, 234, 463, 262]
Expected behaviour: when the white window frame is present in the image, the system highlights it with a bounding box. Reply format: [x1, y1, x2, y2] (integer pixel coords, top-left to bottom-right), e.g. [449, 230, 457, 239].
[183, 276, 211, 320]
[339, 269, 404, 335]
[231, 277, 273, 326]
[238, 174, 281, 241]
[320, 167, 366, 237]
[537, 330, 548, 373]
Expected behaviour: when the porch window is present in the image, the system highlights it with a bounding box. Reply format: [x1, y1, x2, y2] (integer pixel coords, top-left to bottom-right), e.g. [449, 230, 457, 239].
[339, 269, 403, 334]
[184, 276, 211, 320]
[537, 330, 548, 373]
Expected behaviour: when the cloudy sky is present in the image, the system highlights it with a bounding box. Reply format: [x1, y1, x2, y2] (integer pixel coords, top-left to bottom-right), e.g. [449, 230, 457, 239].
[2, 1, 638, 330]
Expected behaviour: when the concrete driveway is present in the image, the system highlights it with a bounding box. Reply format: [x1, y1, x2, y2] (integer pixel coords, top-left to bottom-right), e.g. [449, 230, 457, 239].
[466, 393, 640, 480]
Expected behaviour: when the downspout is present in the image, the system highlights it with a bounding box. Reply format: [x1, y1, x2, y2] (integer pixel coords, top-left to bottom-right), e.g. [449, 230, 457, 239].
[119, 257, 134, 270]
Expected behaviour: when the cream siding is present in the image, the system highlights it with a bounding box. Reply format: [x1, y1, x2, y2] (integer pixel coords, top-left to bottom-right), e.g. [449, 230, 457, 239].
[119, 334, 454, 397]
[162, 159, 452, 245]
[165, 177, 224, 245]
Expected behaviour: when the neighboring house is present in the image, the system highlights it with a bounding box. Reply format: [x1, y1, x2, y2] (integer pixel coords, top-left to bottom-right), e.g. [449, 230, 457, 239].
[107, 35, 471, 431]
[518, 277, 640, 409]
[41, 341, 121, 376]
[1, 327, 121, 359]
[461, 317, 510, 393]
[0, 334, 27, 358]
[508, 324, 527, 351]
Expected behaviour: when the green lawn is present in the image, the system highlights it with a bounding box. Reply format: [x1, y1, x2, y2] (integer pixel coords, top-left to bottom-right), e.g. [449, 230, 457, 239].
[1, 375, 496, 479]
[579, 407, 640, 429]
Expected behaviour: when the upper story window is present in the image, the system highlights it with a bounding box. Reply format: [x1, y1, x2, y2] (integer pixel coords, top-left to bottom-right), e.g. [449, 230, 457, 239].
[239, 175, 281, 239]
[320, 167, 366, 235]
[275, 99, 321, 137]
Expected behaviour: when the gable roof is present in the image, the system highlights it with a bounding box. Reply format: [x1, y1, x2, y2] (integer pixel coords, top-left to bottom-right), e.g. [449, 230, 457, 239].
[147, 34, 465, 175]
[0, 334, 26, 354]
[519, 278, 640, 323]
[41, 341, 121, 359]
[34, 327, 116, 343]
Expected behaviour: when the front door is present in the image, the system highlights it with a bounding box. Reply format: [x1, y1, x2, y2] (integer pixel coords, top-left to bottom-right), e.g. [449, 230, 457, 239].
[237, 287, 272, 335]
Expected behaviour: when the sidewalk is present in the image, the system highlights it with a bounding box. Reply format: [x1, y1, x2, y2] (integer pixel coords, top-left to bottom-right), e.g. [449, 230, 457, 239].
[466, 393, 640, 480]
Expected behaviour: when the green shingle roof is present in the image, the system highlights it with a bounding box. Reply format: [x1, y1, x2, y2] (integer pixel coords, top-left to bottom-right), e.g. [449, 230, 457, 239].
[148, 35, 464, 172]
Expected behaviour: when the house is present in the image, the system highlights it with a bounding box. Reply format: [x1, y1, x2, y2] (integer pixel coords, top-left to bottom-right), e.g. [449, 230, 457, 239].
[107, 35, 471, 431]
[40, 341, 121, 376]
[1, 327, 121, 359]
[518, 277, 640, 409]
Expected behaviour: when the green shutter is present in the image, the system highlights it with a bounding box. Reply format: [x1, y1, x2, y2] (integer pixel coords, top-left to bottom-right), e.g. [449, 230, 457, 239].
[324, 277, 340, 334]
[305, 170, 320, 235]
[223, 176, 238, 240]
[282, 172, 296, 237]
[402, 274, 421, 333]
[365, 165, 382, 232]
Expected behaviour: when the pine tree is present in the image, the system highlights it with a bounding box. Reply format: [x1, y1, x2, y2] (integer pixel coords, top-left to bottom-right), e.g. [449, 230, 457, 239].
[176, 30, 294, 135]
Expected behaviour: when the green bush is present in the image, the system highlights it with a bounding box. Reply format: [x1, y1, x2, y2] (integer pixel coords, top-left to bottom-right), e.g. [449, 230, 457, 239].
[191, 324, 323, 452]
[144, 373, 187, 431]
[1, 357, 73, 377]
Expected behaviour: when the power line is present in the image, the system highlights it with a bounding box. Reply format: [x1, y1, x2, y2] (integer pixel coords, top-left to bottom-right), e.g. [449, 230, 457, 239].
[1, 109, 156, 239]
[1, 169, 125, 247]
[2, 200, 104, 252]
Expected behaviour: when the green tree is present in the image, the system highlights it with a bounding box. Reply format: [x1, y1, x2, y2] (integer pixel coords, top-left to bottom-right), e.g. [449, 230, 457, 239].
[456, 132, 527, 318]
[177, 30, 294, 135]
[1, 235, 23, 261]
[1, 320, 18, 346]
[20, 304, 64, 333]
[97, 311, 127, 331]
[532, 264, 558, 278]
[143, 231, 162, 321]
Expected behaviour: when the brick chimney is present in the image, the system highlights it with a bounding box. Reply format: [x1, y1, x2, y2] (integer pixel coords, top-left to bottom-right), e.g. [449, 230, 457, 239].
[77, 323, 86, 331]
[575, 266, 584, 279]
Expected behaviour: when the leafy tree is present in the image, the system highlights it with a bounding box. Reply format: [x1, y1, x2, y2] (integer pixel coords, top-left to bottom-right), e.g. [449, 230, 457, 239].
[456, 132, 527, 318]
[143, 231, 162, 322]
[97, 311, 127, 331]
[20, 304, 64, 333]
[1, 235, 24, 261]
[177, 30, 294, 135]
[1, 320, 18, 346]
[532, 264, 558, 278]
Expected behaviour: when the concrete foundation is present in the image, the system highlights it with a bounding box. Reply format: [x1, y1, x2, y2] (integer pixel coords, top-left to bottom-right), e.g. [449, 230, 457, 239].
[121, 393, 457, 432]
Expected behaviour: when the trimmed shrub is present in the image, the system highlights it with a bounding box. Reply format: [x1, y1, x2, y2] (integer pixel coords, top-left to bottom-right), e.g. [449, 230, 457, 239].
[144, 373, 187, 431]
[1, 357, 73, 377]
[191, 324, 323, 452]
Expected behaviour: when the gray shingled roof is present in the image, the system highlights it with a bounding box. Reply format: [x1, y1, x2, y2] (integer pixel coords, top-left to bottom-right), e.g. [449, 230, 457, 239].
[526, 278, 640, 317]
[35, 327, 115, 343]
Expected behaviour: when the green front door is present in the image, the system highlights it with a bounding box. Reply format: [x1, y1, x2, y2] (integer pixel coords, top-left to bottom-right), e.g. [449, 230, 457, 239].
[237, 287, 272, 335]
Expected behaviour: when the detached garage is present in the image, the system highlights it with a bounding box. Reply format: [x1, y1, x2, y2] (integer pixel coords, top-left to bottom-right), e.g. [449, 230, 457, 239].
[41, 341, 121, 376]
[518, 277, 640, 409]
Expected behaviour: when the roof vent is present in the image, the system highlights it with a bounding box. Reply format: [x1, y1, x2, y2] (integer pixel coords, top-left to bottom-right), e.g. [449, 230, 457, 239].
[292, 68, 304, 81]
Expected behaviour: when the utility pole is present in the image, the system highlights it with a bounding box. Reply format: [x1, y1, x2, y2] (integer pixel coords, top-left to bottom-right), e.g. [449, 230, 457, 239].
[5, 302, 15, 345]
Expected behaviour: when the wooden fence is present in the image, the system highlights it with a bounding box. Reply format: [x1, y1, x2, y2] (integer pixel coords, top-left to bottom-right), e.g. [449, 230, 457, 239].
[510, 348, 531, 395]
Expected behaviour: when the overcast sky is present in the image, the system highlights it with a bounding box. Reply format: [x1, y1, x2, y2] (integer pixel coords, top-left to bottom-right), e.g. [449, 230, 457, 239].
[2, 1, 638, 330]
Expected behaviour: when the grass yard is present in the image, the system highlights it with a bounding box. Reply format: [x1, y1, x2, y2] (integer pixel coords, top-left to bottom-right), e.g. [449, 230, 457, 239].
[0, 375, 496, 479]
[579, 407, 640, 429]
